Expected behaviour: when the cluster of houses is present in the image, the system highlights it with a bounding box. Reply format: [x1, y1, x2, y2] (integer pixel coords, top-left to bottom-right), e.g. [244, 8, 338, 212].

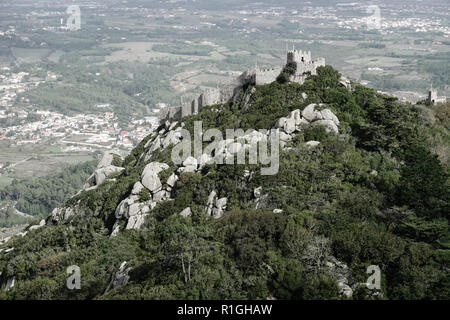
[0, 110, 159, 150]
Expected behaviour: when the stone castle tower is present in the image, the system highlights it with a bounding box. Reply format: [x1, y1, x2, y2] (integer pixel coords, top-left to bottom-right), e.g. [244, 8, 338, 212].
[427, 85, 447, 104]
[287, 49, 326, 84]
[428, 85, 438, 104]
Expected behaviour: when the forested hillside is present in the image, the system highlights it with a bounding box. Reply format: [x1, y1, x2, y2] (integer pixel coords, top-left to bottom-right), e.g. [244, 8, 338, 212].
[0, 161, 96, 226]
[0, 66, 448, 300]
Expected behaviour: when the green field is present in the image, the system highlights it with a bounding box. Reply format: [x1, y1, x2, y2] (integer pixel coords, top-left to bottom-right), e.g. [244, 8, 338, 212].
[0, 176, 13, 187]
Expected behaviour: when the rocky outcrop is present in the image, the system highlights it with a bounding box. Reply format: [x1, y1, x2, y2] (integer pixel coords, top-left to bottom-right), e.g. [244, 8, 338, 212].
[273, 104, 340, 150]
[306, 141, 320, 147]
[131, 181, 144, 195]
[54, 101, 338, 234]
[84, 151, 124, 189]
[97, 151, 115, 169]
[105, 261, 131, 293]
[205, 191, 217, 216]
[167, 173, 178, 189]
[50, 102, 339, 235]
[326, 256, 353, 298]
[94, 165, 124, 185]
[254, 186, 268, 210]
[29, 219, 46, 231]
[140, 162, 169, 194]
[205, 190, 227, 219]
[254, 186, 262, 199]
[111, 161, 173, 234]
[5, 277, 14, 291]
[52, 204, 80, 222]
[144, 125, 183, 162]
[179, 207, 192, 218]
[113, 194, 155, 233]
[339, 76, 352, 91]
[181, 156, 198, 173]
[213, 197, 228, 219]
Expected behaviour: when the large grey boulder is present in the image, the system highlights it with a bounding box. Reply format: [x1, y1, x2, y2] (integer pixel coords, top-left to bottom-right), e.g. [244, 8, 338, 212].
[83, 173, 96, 189]
[141, 173, 162, 193]
[279, 131, 292, 142]
[327, 256, 353, 298]
[306, 140, 321, 147]
[289, 109, 302, 125]
[162, 130, 182, 149]
[207, 190, 217, 205]
[153, 190, 169, 202]
[214, 139, 233, 158]
[141, 162, 168, 193]
[150, 136, 161, 151]
[297, 117, 309, 127]
[179, 207, 192, 218]
[52, 206, 77, 222]
[320, 108, 340, 126]
[302, 103, 323, 122]
[115, 196, 139, 219]
[275, 117, 288, 129]
[142, 162, 169, 177]
[97, 151, 114, 169]
[131, 181, 144, 195]
[115, 200, 129, 219]
[179, 165, 197, 173]
[144, 132, 158, 148]
[242, 130, 265, 145]
[167, 173, 179, 188]
[283, 118, 296, 134]
[94, 165, 124, 185]
[127, 203, 141, 218]
[206, 190, 217, 215]
[169, 121, 178, 131]
[29, 219, 46, 231]
[145, 136, 161, 160]
[212, 197, 228, 219]
[126, 214, 146, 230]
[255, 193, 268, 210]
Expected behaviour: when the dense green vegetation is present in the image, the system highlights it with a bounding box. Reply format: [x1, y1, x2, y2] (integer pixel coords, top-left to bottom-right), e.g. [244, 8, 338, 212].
[0, 161, 96, 223]
[0, 206, 32, 228]
[0, 66, 448, 300]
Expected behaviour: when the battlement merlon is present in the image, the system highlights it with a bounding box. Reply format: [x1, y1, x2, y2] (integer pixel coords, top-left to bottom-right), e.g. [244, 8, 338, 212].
[287, 49, 312, 64]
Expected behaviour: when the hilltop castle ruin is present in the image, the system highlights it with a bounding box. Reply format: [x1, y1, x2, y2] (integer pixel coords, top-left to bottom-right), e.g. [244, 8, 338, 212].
[287, 49, 326, 84]
[159, 49, 325, 123]
[427, 85, 447, 104]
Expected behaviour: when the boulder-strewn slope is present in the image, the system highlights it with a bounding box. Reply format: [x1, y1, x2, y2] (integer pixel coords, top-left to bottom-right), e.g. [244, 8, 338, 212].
[0, 66, 448, 300]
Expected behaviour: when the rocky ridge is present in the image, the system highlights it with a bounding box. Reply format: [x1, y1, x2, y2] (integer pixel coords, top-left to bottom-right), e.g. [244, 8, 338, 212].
[51, 101, 341, 236]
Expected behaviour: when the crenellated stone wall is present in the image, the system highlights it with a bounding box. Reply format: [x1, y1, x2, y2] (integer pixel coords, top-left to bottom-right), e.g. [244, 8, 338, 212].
[159, 49, 325, 124]
[287, 49, 325, 84]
